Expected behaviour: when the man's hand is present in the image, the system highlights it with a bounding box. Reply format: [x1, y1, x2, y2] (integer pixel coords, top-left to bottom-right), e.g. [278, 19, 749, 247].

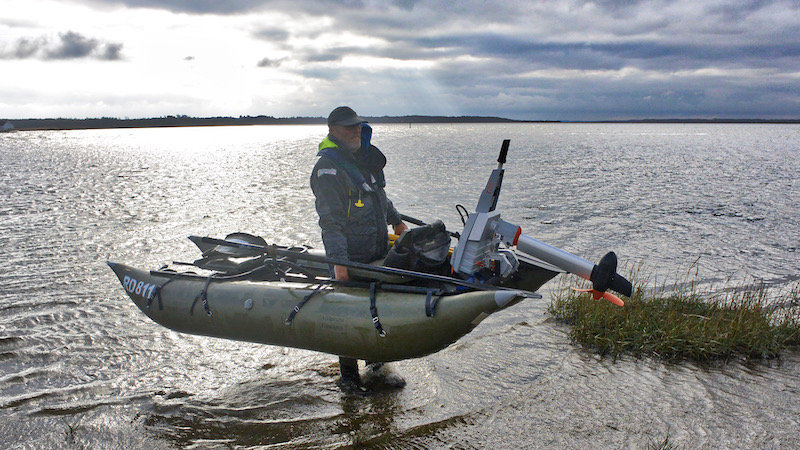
[333, 264, 349, 281]
[393, 221, 408, 236]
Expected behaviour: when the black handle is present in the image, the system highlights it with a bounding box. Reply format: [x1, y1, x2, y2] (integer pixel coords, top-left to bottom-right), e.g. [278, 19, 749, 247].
[399, 213, 427, 227]
[498, 139, 510, 164]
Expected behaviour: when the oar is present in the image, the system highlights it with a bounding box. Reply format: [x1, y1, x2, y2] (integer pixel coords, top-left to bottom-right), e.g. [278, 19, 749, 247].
[190, 236, 540, 298]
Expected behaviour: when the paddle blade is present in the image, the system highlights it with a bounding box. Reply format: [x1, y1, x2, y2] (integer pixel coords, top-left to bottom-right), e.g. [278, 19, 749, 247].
[571, 287, 625, 307]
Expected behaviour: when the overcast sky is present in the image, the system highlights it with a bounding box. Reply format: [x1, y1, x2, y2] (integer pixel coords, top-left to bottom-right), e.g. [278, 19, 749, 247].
[1, 0, 799, 121]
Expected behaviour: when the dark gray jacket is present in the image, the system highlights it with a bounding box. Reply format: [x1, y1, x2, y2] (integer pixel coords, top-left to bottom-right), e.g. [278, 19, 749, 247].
[310, 136, 402, 263]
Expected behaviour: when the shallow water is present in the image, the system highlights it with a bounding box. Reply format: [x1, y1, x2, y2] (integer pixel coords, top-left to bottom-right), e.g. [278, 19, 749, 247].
[1, 123, 799, 448]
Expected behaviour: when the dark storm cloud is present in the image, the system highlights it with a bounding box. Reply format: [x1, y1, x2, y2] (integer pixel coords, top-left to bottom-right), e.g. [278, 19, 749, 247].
[425, 34, 800, 71]
[253, 27, 290, 42]
[83, 0, 269, 14]
[65, 0, 800, 119]
[81, 0, 371, 14]
[302, 52, 343, 63]
[0, 31, 124, 60]
[10, 37, 47, 59]
[707, 0, 774, 20]
[256, 57, 285, 68]
[259, 1, 800, 74]
[0, 17, 37, 28]
[47, 31, 102, 59]
[99, 42, 124, 60]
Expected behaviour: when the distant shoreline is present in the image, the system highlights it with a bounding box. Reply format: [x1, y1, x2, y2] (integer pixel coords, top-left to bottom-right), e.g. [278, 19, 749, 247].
[2, 115, 799, 131]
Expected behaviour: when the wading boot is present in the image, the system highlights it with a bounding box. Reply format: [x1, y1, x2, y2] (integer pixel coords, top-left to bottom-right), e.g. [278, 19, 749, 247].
[337, 357, 371, 396]
[365, 361, 407, 388]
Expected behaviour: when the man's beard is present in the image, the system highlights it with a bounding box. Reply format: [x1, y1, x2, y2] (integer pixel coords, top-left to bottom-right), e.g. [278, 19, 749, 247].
[341, 138, 361, 152]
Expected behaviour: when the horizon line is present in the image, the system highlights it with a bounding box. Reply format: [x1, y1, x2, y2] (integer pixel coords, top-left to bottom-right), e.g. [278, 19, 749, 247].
[2, 115, 799, 132]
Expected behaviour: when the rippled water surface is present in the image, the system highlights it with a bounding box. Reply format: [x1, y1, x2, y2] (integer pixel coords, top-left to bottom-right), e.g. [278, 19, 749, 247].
[1, 123, 799, 448]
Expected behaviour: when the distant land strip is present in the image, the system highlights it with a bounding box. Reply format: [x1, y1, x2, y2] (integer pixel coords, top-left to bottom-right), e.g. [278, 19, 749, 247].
[1, 115, 547, 131]
[2, 115, 799, 131]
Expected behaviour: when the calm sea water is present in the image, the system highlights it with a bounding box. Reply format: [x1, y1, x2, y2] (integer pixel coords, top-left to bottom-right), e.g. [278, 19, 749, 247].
[1, 123, 798, 448]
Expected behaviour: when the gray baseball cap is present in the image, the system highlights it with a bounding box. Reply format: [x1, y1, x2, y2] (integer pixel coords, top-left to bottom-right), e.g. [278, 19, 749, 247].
[327, 106, 367, 126]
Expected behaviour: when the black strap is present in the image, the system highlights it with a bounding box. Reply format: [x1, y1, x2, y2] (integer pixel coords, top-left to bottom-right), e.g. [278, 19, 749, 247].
[285, 283, 327, 325]
[268, 245, 286, 279]
[425, 289, 440, 317]
[147, 277, 177, 311]
[190, 276, 214, 316]
[369, 282, 386, 337]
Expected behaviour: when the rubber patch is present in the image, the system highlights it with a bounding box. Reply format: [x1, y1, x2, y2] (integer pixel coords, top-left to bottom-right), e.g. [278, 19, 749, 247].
[471, 312, 490, 326]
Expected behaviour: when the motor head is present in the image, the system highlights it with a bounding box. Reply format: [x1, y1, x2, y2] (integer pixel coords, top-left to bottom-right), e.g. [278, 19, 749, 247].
[591, 252, 633, 297]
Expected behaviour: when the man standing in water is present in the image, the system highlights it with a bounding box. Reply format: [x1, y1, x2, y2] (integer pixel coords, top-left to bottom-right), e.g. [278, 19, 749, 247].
[310, 106, 408, 394]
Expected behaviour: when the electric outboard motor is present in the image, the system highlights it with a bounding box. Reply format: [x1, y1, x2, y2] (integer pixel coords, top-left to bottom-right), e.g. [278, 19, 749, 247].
[450, 140, 632, 305]
[451, 140, 520, 281]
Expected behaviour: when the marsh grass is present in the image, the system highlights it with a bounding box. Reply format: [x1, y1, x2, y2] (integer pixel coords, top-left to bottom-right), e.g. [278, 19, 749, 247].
[647, 432, 681, 450]
[548, 263, 800, 362]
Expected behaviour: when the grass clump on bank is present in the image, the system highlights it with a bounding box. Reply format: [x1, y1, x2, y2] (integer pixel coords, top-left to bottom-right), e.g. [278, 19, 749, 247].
[548, 267, 800, 362]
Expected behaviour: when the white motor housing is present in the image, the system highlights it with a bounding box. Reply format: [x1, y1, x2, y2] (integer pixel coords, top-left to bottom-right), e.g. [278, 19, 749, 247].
[451, 211, 519, 279]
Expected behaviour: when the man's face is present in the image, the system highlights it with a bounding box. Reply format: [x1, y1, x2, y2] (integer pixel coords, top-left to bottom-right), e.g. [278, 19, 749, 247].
[329, 123, 362, 152]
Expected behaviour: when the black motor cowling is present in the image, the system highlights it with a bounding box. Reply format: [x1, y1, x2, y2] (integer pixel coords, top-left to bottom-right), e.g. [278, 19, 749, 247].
[590, 252, 633, 297]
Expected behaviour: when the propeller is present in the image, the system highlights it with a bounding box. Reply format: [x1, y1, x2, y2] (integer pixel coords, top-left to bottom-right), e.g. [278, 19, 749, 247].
[571, 251, 630, 306]
[570, 288, 625, 306]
